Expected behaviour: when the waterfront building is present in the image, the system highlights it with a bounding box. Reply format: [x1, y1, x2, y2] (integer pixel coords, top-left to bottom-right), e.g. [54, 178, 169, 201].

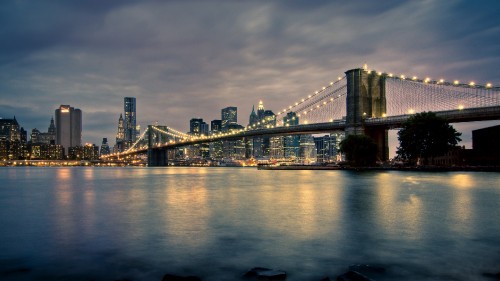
[0, 117, 20, 142]
[299, 134, 317, 164]
[0, 117, 29, 160]
[314, 133, 343, 163]
[124, 97, 137, 147]
[30, 143, 64, 160]
[67, 144, 99, 161]
[55, 105, 82, 155]
[221, 106, 237, 131]
[270, 136, 284, 159]
[84, 144, 100, 161]
[472, 125, 500, 165]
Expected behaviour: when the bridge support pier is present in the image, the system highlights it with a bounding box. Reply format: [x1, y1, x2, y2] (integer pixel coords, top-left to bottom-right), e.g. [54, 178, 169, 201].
[345, 68, 389, 161]
[147, 124, 169, 166]
[147, 148, 168, 166]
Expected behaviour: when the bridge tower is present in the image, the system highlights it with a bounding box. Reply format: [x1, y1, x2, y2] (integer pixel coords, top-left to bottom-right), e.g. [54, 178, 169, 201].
[147, 125, 168, 166]
[345, 68, 389, 161]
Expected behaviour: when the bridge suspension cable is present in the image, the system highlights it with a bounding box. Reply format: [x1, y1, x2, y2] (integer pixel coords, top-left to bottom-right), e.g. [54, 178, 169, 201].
[385, 75, 500, 116]
[268, 76, 348, 125]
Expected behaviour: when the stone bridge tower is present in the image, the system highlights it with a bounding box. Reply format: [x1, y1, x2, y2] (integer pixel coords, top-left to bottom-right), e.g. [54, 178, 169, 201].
[345, 68, 389, 161]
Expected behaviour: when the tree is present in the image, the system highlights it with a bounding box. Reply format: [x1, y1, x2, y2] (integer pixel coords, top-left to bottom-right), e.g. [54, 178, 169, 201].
[339, 134, 378, 166]
[397, 111, 462, 165]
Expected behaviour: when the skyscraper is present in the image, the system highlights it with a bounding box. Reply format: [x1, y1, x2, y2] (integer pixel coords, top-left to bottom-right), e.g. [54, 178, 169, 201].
[211, 120, 222, 132]
[283, 112, 300, 159]
[190, 118, 204, 135]
[221, 106, 237, 131]
[115, 114, 125, 152]
[100, 138, 110, 156]
[55, 105, 82, 155]
[124, 97, 137, 145]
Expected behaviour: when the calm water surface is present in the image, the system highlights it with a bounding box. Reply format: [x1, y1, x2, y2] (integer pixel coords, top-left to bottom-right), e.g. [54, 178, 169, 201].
[0, 167, 499, 281]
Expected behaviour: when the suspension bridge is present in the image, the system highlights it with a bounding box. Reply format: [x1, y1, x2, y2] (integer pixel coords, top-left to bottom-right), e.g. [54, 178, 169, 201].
[103, 66, 500, 166]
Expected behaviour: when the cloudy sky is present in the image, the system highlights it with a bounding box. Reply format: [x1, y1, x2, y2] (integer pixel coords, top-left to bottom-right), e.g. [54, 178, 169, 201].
[1, 0, 499, 156]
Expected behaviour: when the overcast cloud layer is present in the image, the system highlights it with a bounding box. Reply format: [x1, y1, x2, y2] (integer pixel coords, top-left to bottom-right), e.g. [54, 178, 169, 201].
[1, 0, 499, 155]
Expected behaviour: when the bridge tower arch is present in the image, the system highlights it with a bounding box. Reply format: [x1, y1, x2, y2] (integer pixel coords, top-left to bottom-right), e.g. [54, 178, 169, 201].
[345, 68, 389, 161]
[147, 125, 168, 166]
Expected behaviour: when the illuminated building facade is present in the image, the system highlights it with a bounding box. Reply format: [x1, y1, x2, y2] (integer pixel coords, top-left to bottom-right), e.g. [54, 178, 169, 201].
[124, 97, 137, 146]
[190, 118, 208, 136]
[314, 133, 343, 163]
[0, 117, 26, 160]
[221, 106, 237, 131]
[55, 105, 82, 156]
[114, 114, 125, 152]
[299, 134, 316, 164]
[210, 120, 223, 160]
[247, 101, 276, 158]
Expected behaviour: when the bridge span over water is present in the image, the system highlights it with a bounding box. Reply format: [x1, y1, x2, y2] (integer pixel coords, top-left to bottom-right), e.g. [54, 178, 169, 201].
[104, 67, 500, 166]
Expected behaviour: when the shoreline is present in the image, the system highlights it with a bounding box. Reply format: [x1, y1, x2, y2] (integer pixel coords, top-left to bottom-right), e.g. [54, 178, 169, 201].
[257, 165, 500, 172]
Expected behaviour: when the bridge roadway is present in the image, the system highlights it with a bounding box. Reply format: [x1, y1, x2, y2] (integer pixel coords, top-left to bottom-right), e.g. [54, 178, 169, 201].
[138, 105, 500, 152]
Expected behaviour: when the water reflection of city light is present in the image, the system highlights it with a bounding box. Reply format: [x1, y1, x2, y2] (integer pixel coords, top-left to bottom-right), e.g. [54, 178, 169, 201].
[450, 174, 474, 189]
[162, 183, 209, 250]
[375, 172, 423, 240]
[450, 174, 475, 236]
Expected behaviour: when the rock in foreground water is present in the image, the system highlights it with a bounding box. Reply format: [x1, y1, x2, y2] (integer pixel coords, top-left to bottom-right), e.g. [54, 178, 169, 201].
[336, 270, 374, 281]
[243, 267, 287, 280]
[161, 273, 202, 281]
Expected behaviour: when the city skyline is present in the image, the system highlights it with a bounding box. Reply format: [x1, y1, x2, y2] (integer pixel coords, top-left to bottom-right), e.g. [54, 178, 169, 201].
[1, 1, 499, 156]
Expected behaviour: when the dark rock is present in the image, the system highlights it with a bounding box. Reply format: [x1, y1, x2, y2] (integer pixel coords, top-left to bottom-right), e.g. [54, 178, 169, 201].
[319, 277, 331, 281]
[348, 264, 385, 275]
[243, 267, 287, 280]
[337, 271, 374, 281]
[483, 272, 500, 279]
[161, 273, 202, 281]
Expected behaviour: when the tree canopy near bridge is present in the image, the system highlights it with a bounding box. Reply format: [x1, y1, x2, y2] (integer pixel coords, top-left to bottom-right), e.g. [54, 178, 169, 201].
[397, 111, 462, 165]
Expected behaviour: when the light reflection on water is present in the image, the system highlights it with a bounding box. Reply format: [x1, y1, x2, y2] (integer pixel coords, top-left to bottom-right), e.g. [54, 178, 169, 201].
[0, 167, 499, 281]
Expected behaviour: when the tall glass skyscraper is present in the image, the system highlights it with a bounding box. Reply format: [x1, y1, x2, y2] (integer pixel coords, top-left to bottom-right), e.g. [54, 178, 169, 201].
[124, 97, 136, 145]
[55, 105, 82, 155]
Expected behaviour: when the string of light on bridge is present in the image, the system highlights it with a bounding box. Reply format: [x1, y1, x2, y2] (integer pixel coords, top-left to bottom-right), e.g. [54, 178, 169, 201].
[364, 65, 496, 90]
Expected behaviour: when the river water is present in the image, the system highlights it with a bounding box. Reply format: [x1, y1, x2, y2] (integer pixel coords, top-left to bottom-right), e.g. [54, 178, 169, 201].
[0, 167, 499, 281]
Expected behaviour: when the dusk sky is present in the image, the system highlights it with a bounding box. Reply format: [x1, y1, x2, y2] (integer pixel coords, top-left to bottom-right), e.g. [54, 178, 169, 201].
[1, 0, 499, 156]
